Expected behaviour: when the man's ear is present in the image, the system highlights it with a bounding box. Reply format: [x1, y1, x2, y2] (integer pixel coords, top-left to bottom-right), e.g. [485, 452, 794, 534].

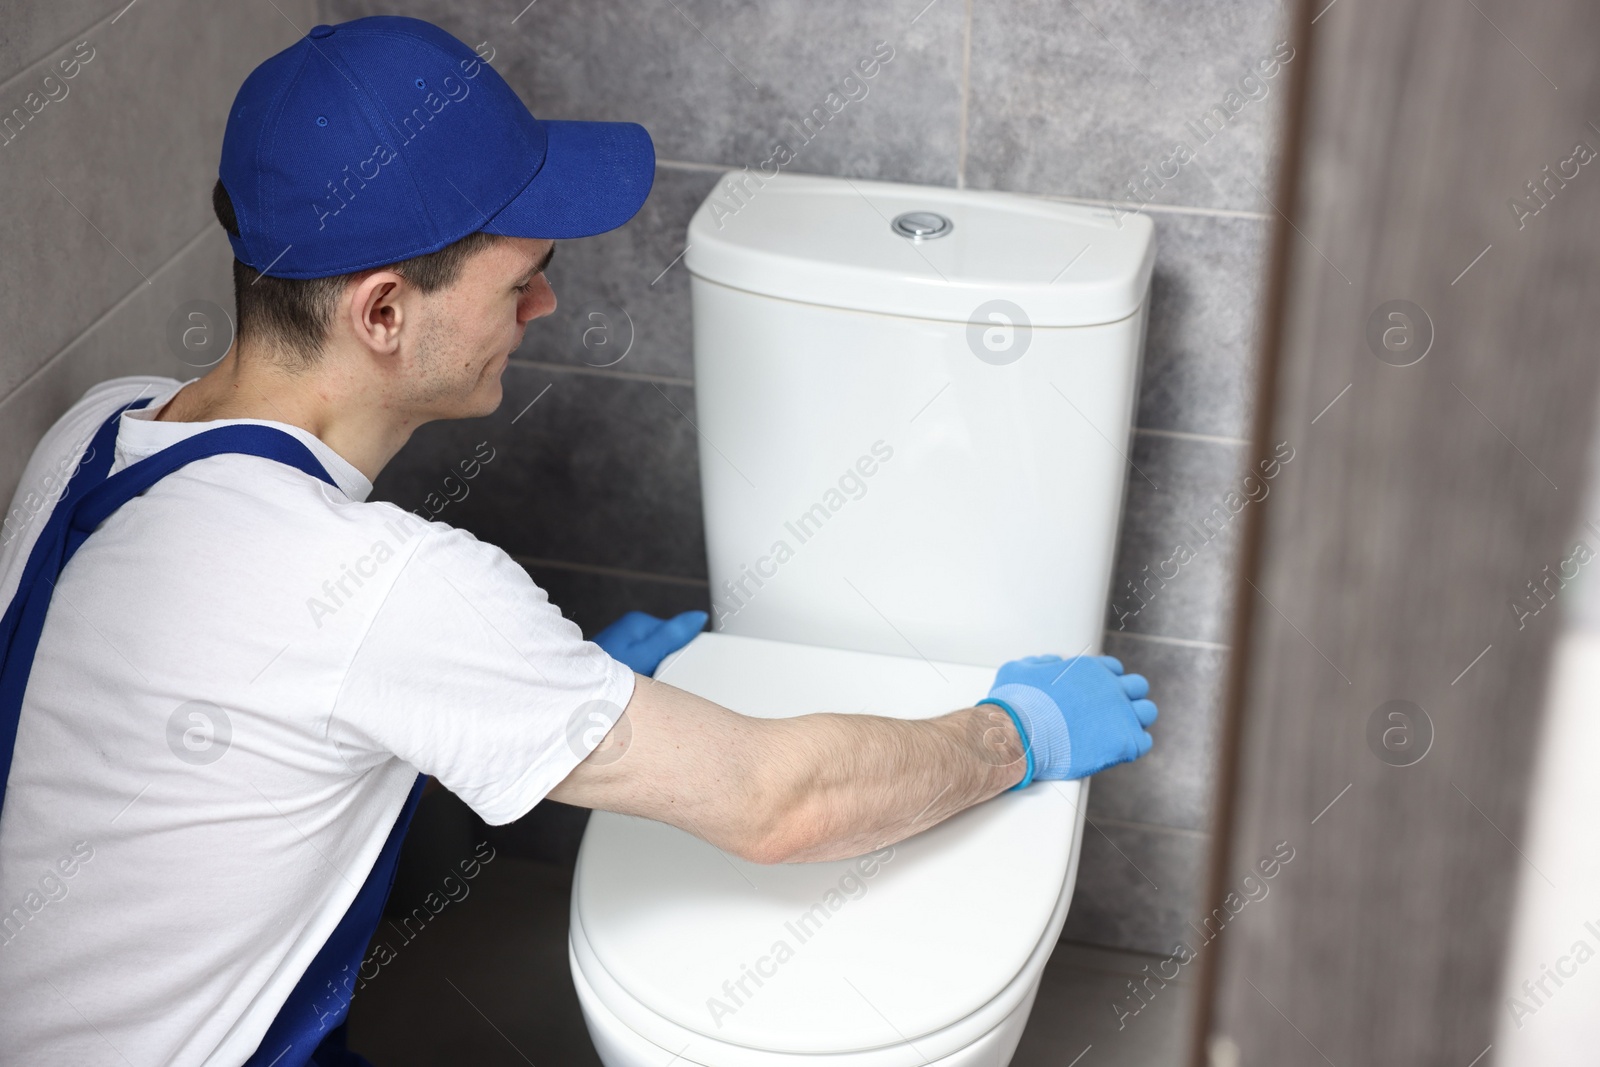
[347, 270, 407, 356]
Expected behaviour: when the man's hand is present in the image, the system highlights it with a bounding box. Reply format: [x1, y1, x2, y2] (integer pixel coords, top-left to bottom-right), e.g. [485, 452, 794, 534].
[978, 655, 1157, 787]
[591, 610, 708, 675]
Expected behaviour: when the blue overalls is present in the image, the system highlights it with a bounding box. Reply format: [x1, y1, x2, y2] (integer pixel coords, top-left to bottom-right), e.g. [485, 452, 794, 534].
[0, 398, 424, 1066]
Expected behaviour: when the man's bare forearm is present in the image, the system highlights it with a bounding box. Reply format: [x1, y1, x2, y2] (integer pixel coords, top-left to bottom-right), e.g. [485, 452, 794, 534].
[760, 705, 1027, 862]
[549, 676, 1027, 865]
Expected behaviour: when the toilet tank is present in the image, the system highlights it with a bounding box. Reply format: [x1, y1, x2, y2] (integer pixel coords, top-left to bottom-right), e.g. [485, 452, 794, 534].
[684, 173, 1155, 667]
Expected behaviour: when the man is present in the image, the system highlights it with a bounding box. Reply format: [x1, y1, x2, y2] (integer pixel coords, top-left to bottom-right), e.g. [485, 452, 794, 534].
[0, 16, 1157, 1066]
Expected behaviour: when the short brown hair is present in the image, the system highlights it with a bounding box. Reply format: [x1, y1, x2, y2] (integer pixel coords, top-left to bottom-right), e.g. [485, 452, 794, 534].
[212, 179, 503, 365]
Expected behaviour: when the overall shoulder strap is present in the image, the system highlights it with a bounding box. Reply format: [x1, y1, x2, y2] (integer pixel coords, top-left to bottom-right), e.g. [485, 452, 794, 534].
[0, 397, 146, 668]
[65, 423, 339, 557]
[1, 401, 420, 1067]
[0, 408, 340, 807]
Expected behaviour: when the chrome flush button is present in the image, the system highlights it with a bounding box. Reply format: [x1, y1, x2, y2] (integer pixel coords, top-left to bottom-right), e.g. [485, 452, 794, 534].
[891, 211, 953, 241]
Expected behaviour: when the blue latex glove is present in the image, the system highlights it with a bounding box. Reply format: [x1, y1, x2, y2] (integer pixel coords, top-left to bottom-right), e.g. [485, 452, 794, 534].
[592, 610, 708, 676]
[978, 655, 1157, 789]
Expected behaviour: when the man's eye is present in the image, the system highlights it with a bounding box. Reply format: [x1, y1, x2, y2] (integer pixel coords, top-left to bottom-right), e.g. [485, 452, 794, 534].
[515, 279, 535, 294]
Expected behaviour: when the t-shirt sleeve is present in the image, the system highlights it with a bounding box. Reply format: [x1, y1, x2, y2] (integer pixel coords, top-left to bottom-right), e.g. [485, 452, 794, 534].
[329, 522, 636, 825]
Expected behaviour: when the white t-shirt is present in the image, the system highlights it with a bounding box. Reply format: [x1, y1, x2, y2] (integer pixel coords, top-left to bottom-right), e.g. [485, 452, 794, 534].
[0, 376, 635, 1065]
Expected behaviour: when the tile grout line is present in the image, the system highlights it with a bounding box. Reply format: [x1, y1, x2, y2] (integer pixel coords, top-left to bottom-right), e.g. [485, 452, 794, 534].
[504, 357, 694, 389]
[1053, 941, 1203, 981]
[654, 159, 1272, 221]
[1093, 814, 1210, 839]
[955, 0, 974, 190]
[1111, 630, 1231, 653]
[0, 0, 158, 97]
[512, 568, 1230, 652]
[1039, 191, 1271, 221]
[512, 554, 709, 588]
[516, 557, 1232, 656]
[0, 220, 217, 411]
[654, 157, 735, 174]
[509, 358, 1253, 447]
[509, 356, 1254, 449]
[1134, 426, 1251, 447]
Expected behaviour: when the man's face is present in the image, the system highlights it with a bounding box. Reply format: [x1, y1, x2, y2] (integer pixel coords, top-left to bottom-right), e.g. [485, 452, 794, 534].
[405, 235, 556, 419]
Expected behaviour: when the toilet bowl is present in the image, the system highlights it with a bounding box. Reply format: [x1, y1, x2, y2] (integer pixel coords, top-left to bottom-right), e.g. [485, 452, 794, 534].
[570, 632, 1089, 1067]
[569, 172, 1154, 1066]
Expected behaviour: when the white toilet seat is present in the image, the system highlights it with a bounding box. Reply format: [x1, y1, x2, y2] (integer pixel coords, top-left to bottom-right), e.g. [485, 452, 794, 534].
[569, 633, 1090, 1066]
[569, 877, 1067, 1067]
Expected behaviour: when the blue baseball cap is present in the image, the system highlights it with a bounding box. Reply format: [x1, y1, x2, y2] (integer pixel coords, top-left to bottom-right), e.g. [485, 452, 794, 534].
[218, 16, 655, 279]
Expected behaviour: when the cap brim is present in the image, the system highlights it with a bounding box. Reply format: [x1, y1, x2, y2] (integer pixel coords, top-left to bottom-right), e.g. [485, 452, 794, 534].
[481, 119, 655, 240]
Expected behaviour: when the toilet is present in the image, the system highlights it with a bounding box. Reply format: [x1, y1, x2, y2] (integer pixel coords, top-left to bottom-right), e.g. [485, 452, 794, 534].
[570, 173, 1155, 1066]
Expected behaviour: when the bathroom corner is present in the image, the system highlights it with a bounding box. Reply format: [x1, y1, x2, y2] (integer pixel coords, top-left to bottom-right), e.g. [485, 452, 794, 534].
[36, 0, 1593, 1063]
[335, 0, 1285, 966]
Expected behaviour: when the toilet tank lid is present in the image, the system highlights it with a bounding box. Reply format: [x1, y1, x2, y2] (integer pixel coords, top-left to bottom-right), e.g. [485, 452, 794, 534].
[571, 633, 1085, 1054]
[685, 172, 1155, 327]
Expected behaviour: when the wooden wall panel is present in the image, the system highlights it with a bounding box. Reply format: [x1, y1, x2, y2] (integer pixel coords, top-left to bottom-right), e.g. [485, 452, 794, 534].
[1193, 0, 1600, 1063]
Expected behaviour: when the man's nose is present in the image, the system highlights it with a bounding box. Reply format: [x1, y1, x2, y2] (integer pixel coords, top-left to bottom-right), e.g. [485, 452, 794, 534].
[520, 278, 556, 323]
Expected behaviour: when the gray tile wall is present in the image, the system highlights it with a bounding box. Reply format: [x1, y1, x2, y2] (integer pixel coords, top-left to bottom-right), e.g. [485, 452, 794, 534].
[0, 1, 1286, 961]
[318, 0, 1289, 956]
[0, 1, 318, 505]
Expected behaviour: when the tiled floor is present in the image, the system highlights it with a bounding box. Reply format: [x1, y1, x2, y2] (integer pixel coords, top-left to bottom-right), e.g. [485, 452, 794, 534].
[347, 855, 1193, 1066]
